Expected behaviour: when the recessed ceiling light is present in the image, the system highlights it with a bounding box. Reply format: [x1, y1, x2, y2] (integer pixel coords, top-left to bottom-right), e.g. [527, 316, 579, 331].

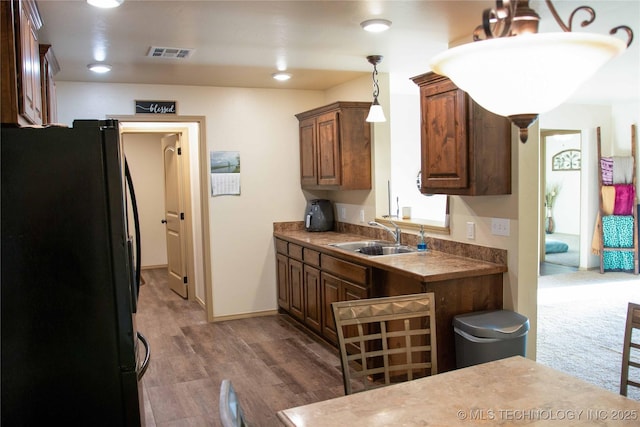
[360, 19, 392, 33]
[272, 72, 292, 81]
[87, 63, 112, 73]
[87, 0, 124, 8]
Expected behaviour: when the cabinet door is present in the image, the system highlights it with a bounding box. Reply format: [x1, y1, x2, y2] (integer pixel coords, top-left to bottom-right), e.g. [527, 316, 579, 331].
[343, 281, 367, 301]
[339, 281, 368, 355]
[299, 117, 318, 187]
[303, 265, 321, 333]
[320, 272, 341, 344]
[288, 258, 304, 321]
[316, 111, 341, 186]
[276, 253, 289, 310]
[321, 272, 368, 345]
[45, 63, 57, 123]
[420, 81, 467, 190]
[40, 44, 58, 125]
[18, 2, 42, 125]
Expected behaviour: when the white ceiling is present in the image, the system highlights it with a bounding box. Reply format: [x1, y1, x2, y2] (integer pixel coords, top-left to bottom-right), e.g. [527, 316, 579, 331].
[37, 0, 639, 104]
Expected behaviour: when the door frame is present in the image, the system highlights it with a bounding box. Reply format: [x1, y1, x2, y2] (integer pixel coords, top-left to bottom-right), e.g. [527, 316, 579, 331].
[111, 115, 214, 321]
[540, 129, 583, 267]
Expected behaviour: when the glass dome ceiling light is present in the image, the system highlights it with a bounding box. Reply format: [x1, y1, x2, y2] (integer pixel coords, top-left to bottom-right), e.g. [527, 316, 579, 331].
[429, 0, 633, 143]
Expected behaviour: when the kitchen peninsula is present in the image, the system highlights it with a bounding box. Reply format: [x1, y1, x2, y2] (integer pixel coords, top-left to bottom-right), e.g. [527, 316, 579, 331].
[274, 222, 507, 372]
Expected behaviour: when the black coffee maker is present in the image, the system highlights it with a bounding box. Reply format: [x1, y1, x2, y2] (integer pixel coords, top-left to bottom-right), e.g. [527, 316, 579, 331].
[304, 199, 334, 232]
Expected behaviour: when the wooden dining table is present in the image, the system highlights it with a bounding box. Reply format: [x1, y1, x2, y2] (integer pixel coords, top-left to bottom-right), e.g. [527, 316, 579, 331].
[277, 356, 640, 426]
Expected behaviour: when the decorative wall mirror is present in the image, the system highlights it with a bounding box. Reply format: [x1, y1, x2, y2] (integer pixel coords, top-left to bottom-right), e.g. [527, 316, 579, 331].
[552, 149, 581, 171]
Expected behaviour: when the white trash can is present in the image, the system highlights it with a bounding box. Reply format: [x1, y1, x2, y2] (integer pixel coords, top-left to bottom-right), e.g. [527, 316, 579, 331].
[453, 310, 529, 368]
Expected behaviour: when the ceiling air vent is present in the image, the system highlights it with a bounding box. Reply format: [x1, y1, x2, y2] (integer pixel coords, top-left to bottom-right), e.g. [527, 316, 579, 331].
[147, 46, 194, 59]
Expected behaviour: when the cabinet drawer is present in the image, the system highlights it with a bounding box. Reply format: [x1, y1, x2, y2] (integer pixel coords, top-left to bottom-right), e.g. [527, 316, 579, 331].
[320, 254, 369, 286]
[288, 243, 303, 261]
[275, 239, 288, 255]
[303, 248, 320, 267]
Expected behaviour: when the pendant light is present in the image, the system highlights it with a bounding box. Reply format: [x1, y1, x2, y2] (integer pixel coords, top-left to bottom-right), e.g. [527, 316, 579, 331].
[429, 0, 634, 143]
[365, 55, 386, 123]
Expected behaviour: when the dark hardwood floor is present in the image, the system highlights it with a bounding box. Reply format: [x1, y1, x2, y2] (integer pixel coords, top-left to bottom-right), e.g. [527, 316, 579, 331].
[138, 268, 345, 426]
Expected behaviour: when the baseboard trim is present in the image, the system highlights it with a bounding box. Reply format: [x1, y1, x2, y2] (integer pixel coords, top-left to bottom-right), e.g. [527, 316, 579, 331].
[212, 309, 278, 322]
[141, 265, 167, 270]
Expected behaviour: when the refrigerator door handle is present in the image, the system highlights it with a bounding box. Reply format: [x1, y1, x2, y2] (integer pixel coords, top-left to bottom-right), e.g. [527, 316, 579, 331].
[124, 158, 142, 297]
[137, 331, 150, 380]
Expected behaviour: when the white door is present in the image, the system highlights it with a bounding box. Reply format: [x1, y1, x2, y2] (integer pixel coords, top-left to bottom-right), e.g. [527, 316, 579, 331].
[162, 133, 188, 298]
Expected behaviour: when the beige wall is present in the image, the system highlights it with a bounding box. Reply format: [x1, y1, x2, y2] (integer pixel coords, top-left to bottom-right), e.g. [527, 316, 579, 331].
[56, 82, 325, 318]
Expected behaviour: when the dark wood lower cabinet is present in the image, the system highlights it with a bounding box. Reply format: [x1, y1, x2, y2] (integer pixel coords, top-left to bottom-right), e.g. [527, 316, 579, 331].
[321, 271, 367, 349]
[303, 265, 321, 333]
[320, 272, 340, 344]
[276, 253, 289, 311]
[276, 238, 371, 347]
[288, 259, 304, 321]
[373, 269, 503, 373]
[275, 237, 504, 373]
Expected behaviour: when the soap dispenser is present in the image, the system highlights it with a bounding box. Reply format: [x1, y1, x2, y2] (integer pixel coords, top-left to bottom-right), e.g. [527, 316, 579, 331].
[417, 225, 427, 252]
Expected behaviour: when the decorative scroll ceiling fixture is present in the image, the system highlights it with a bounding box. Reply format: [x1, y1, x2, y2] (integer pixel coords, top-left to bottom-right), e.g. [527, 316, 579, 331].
[429, 0, 634, 143]
[365, 55, 386, 123]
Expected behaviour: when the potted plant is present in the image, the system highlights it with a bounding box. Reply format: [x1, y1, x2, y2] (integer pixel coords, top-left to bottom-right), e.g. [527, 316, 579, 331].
[545, 184, 561, 234]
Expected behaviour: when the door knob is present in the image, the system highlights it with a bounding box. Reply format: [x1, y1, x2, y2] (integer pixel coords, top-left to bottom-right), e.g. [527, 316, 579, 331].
[161, 219, 167, 224]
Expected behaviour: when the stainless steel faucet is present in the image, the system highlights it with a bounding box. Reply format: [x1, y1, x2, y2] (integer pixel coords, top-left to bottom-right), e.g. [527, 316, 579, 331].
[368, 220, 401, 246]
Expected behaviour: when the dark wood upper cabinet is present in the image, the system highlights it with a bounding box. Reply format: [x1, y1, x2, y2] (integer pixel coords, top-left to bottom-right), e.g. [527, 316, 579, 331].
[2, 0, 58, 126]
[295, 102, 372, 190]
[411, 72, 512, 196]
[39, 44, 59, 124]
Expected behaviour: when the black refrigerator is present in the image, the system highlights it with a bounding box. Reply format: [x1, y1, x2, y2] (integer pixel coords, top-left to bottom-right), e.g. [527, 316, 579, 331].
[1, 120, 149, 426]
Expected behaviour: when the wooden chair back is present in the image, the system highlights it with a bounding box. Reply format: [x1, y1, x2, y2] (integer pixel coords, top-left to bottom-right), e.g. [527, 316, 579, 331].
[332, 293, 437, 395]
[621, 302, 640, 397]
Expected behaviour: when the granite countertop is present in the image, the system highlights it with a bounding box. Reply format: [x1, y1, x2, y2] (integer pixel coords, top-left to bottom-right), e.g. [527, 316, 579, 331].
[273, 228, 507, 283]
[277, 356, 640, 426]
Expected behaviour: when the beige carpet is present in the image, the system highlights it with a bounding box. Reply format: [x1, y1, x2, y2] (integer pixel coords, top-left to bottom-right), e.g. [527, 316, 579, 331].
[537, 269, 640, 400]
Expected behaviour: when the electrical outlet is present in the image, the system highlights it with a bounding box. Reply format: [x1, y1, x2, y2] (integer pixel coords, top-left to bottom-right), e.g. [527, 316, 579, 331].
[466, 222, 475, 240]
[491, 218, 510, 236]
[340, 207, 347, 220]
[359, 209, 365, 223]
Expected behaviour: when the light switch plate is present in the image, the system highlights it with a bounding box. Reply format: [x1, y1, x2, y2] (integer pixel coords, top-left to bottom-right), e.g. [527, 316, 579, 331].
[359, 209, 365, 223]
[491, 218, 510, 236]
[466, 222, 475, 240]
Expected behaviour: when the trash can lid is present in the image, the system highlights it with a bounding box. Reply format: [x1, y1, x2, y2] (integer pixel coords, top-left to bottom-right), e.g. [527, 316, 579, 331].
[453, 310, 530, 339]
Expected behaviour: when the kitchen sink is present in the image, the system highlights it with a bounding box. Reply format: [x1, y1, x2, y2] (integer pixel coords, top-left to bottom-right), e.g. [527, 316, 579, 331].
[329, 240, 417, 256]
[329, 240, 389, 251]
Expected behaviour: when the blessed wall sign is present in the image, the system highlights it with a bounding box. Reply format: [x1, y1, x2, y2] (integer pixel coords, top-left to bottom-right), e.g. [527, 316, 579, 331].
[135, 100, 177, 114]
